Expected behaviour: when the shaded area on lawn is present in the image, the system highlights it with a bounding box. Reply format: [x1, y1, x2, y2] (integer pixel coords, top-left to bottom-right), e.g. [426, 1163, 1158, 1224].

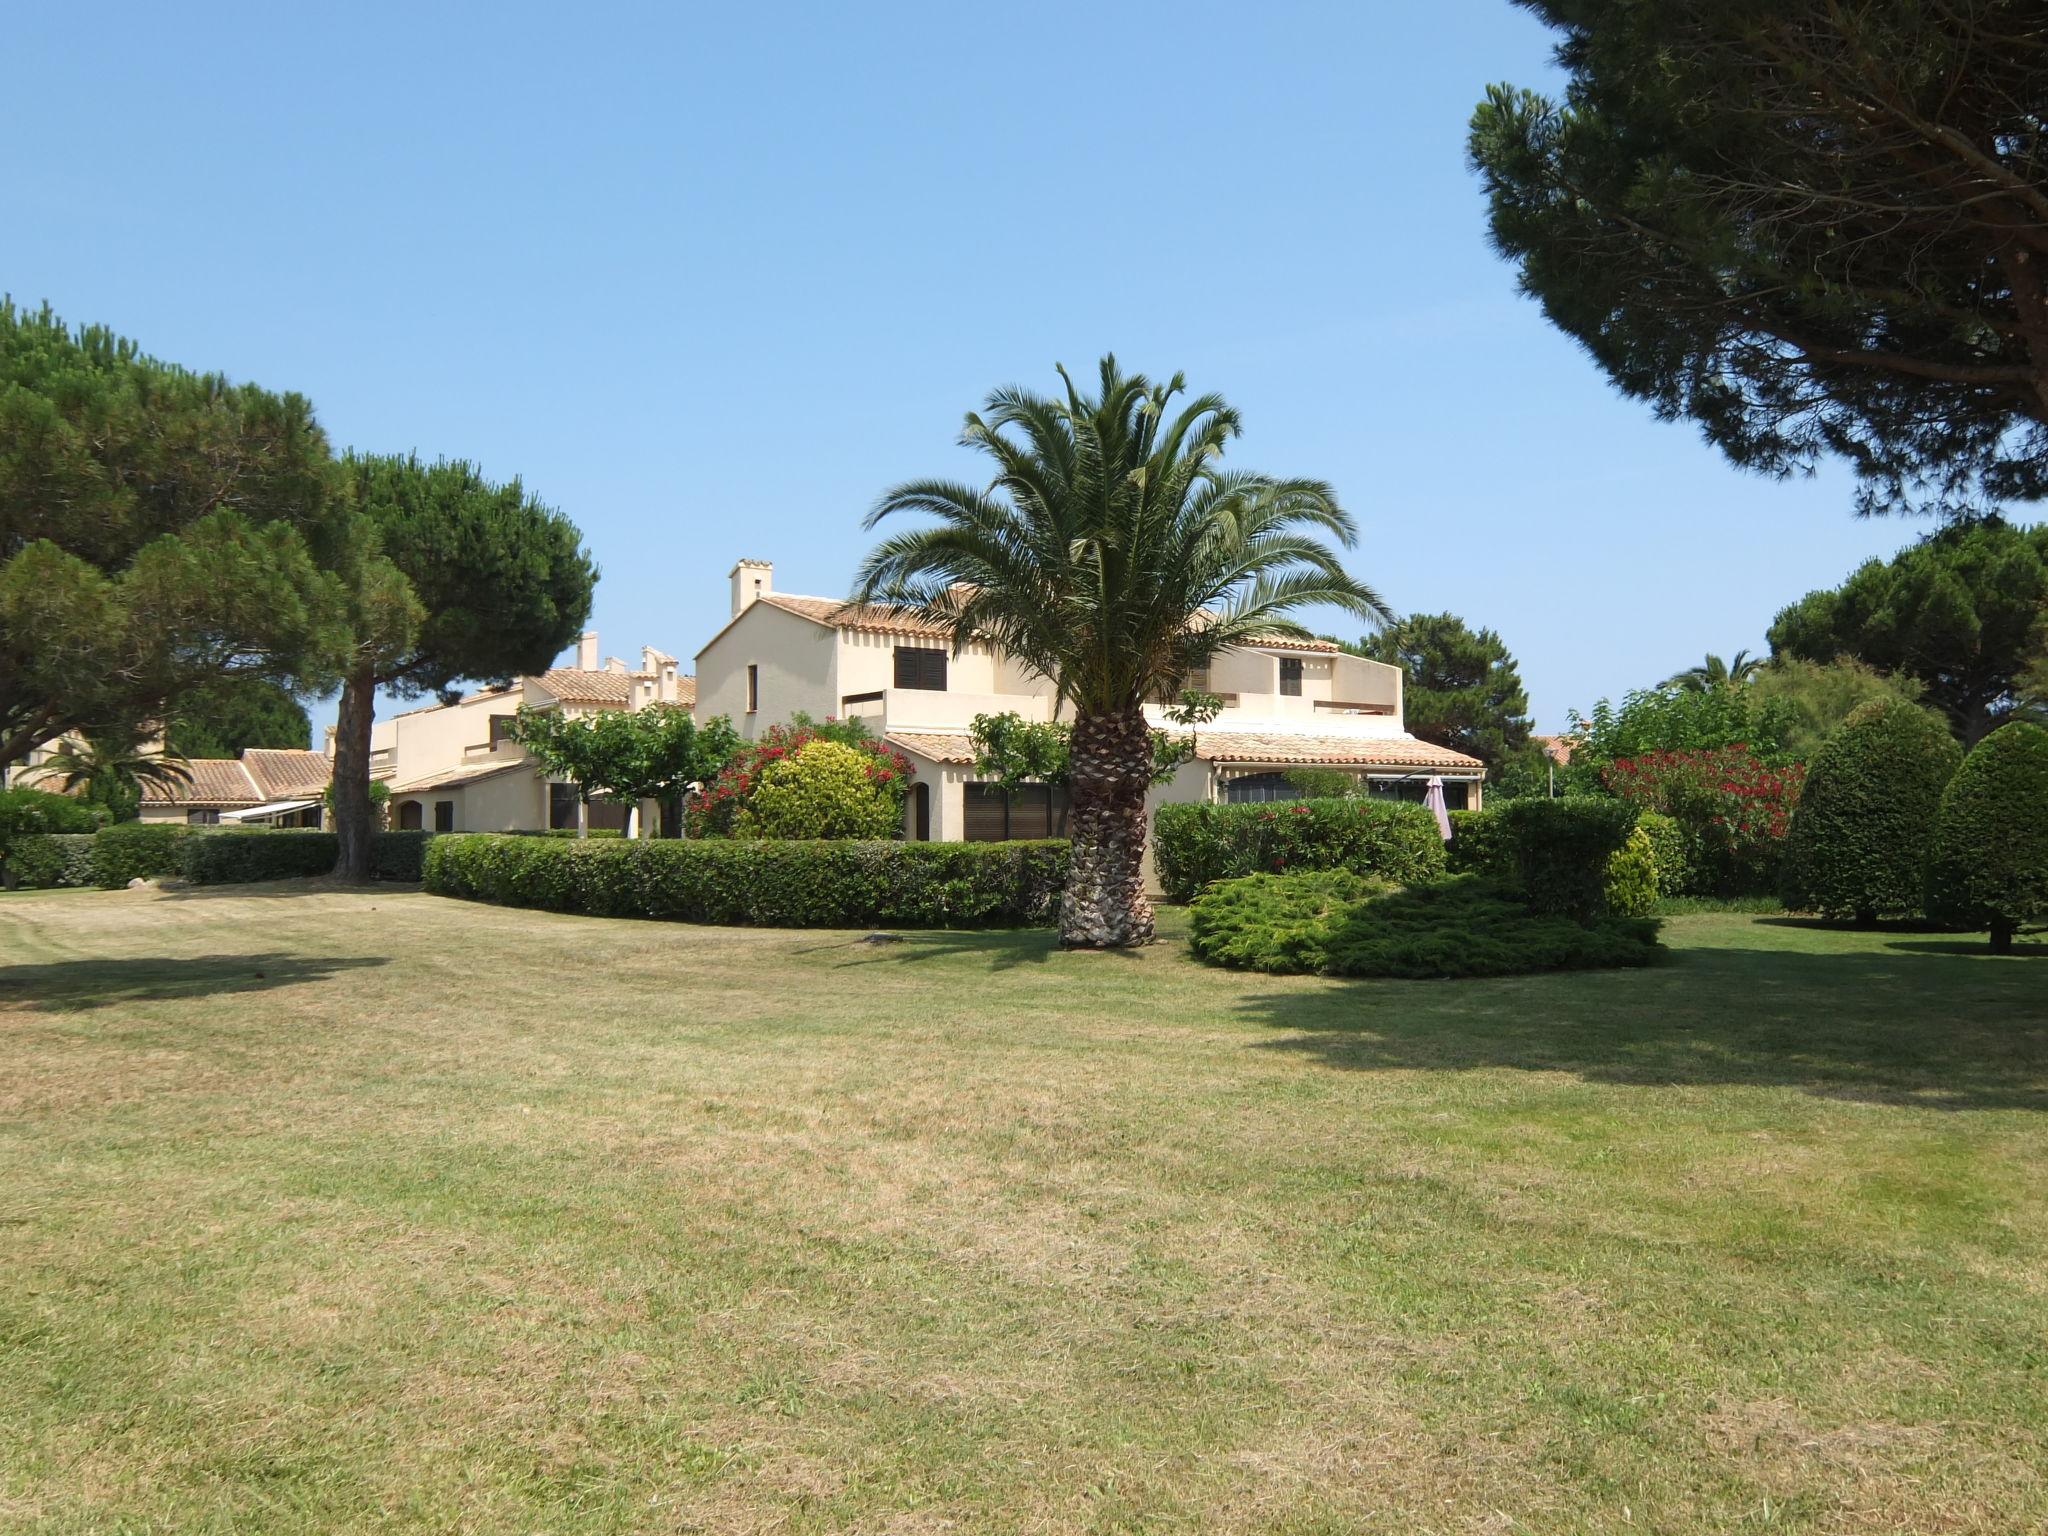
[1240, 941, 2048, 1111]
[0, 952, 389, 1012]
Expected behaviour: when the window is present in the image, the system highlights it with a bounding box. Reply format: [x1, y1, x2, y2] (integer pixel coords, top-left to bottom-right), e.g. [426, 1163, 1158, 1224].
[746, 663, 760, 713]
[1223, 772, 1300, 804]
[397, 800, 425, 830]
[1278, 657, 1303, 697]
[963, 782, 1070, 841]
[893, 646, 947, 691]
[489, 714, 517, 748]
[186, 808, 220, 826]
[1368, 778, 1470, 809]
[433, 800, 456, 833]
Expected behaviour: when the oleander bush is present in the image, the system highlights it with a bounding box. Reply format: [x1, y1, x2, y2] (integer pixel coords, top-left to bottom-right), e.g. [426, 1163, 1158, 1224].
[1188, 871, 1662, 979]
[4, 833, 97, 888]
[1780, 696, 1962, 922]
[1926, 721, 2048, 953]
[1498, 796, 1640, 921]
[1152, 799, 1446, 903]
[424, 834, 1069, 928]
[1601, 746, 1804, 896]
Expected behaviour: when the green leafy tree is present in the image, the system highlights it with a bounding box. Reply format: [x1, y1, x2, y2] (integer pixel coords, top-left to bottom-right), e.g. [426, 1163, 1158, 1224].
[1746, 658, 1940, 762]
[1471, 3, 2048, 518]
[743, 740, 902, 840]
[1350, 613, 1532, 771]
[857, 357, 1389, 947]
[1928, 722, 2048, 953]
[329, 455, 595, 877]
[510, 703, 738, 837]
[1768, 519, 2048, 744]
[1781, 697, 1962, 923]
[0, 301, 354, 769]
[1569, 685, 1795, 779]
[164, 678, 312, 758]
[1661, 651, 1762, 694]
[967, 712, 1197, 792]
[26, 729, 193, 824]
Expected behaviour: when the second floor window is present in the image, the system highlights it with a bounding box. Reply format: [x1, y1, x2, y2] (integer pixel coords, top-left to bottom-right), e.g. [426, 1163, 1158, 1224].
[894, 646, 947, 691]
[489, 714, 517, 748]
[1278, 657, 1303, 697]
[747, 664, 760, 712]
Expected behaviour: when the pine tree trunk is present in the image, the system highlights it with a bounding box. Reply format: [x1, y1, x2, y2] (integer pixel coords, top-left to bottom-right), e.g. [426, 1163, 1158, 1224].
[1060, 706, 1155, 948]
[331, 665, 377, 882]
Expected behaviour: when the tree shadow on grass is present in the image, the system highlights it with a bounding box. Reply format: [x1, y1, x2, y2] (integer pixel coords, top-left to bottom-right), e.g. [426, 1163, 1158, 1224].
[1236, 943, 2048, 1111]
[0, 953, 389, 1012]
[824, 928, 1155, 972]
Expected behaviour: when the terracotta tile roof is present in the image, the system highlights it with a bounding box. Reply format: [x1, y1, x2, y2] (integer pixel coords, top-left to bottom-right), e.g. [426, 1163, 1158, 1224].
[886, 731, 980, 765]
[1531, 733, 1577, 766]
[143, 759, 259, 804]
[243, 749, 330, 799]
[675, 675, 696, 706]
[1245, 633, 1342, 653]
[758, 593, 956, 639]
[389, 760, 533, 795]
[534, 667, 637, 704]
[1191, 730, 1484, 771]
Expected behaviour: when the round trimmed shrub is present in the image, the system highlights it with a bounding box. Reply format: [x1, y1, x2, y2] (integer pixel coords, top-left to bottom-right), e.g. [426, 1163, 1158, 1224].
[1603, 826, 1659, 918]
[741, 740, 902, 840]
[1927, 721, 2048, 953]
[1780, 697, 1961, 922]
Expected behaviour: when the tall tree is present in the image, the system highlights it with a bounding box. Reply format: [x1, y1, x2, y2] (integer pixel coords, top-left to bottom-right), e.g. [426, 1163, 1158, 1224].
[1470, 2, 2048, 517]
[1661, 651, 1763, 694]
[855, 356, 1389, 948]
[510, 704, 738, 837]
[329, 455, 595, 879]
[0, 301, 353, 767]
[1767, 518, 2048, 743]
[1349, 613, 1532, 771]
[164, 678, 312, 758]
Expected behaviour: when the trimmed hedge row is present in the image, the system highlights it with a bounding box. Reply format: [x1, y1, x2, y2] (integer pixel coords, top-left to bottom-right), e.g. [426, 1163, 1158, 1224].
[2, 826, 433, 888]
[424, 833, 1069, 928]
[1452, 803, 1679, 911]
[1152, 799, 1446, 903]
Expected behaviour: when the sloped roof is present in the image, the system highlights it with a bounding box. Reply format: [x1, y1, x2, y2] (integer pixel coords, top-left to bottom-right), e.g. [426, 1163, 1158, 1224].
[886, 732, 979, 765]
[388, 760, 534, 795]
[758, 593, 956, 639]
[534, 667, 637, 705]
[143, 759, 259, 804]
[243, 749, 330, 799]
[674, 675, 696, 706]
[1193, 731, 1484, 771]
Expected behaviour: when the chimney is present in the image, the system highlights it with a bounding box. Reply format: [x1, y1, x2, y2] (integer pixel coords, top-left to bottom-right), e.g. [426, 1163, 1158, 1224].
[576, 630, 598, 670]
[730, 559, 772, 617]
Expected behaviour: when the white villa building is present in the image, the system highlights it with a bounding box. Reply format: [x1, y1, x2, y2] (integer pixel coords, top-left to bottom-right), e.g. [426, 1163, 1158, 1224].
[694, 560, 1485, 844]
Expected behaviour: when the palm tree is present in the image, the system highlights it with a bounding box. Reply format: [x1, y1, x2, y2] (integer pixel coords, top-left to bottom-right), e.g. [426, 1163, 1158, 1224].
[855, 356, 1391, 948]
[27, 730, 193, 817]
[1662, 650, 1763, 693]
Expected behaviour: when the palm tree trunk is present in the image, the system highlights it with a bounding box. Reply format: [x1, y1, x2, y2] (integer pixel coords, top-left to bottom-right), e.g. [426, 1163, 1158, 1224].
[1061, 707, 1156, 948]
[331, 665, 378, 881]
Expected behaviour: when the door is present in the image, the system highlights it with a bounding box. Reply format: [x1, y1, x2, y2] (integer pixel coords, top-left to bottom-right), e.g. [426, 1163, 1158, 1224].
[912, 781, 930, 841]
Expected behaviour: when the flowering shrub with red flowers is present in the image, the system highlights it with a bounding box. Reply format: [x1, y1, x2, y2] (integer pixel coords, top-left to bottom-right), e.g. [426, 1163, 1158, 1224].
[687, 715, 915, 839]
[1600, 745, 1806, 896]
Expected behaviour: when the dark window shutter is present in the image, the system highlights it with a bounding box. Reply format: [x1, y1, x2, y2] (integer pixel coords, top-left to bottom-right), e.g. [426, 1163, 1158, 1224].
[1009, 785, 1051, 840]
[433, 800, 456, 833]
[1278, 658, 1303, 697]
[895, 647, 947, 691]
[963, 783, 1008, 841]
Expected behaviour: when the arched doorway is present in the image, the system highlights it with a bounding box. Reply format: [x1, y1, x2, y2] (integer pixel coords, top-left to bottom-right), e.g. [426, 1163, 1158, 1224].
[911, 782, 930, 841]
[396, 800, 424, 830]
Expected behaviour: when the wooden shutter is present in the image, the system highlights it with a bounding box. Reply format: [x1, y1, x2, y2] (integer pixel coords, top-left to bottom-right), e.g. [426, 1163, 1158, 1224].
[894, 647, 947, 691]
[963, 784, 1008, 841]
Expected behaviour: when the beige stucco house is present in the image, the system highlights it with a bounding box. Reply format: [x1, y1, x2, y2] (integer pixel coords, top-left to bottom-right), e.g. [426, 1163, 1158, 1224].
[694, 560, 1484, 847]
[360, 632, 694, 834]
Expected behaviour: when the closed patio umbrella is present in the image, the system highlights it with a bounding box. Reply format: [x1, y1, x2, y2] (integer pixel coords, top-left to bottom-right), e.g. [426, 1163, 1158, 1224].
[1423, 776, 1452, 841]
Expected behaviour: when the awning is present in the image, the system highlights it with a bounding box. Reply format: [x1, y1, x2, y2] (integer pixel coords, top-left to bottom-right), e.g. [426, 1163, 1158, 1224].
[220, 798, 321, 823]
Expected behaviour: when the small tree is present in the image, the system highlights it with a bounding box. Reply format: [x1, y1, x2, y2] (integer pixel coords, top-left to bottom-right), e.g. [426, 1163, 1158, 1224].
[510, 704, 738, 837]
[744, 740, 902, 840]
[968, 712, 1199, 792]
[1780, 698, 1962, 923]
[1928, 722, 2048, 954]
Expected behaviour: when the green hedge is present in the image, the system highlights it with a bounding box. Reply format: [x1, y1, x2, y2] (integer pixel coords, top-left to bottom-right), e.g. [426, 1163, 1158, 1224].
[1499, 797, 1639, 921]
[1927, 721, 2048, 951]
[424, 834, 1069, 928]
[1152, 799, 1446, 903]
[1445, 808, 1513, 877]
[1636, 811, 1689, 898]
[1781, 696, 1961, 921]
[89, 824, 192, 887]
[1187, 871, 1662, 979]
[181, 829, 433, 884]
[5, 833, 97, 888]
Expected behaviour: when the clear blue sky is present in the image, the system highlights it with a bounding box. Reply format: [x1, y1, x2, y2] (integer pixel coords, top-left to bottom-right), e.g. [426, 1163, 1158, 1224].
[9, 2, 1925, 735]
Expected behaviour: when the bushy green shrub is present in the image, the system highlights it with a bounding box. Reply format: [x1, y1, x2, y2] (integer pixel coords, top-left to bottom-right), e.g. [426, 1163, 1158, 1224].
[0, 787, 106, 885]
[1152, 799, 1447, 903]
[1927, 722, 2048, 952]
[371, 831, 433, 881]
[1499, 796, 1639, 920]
[1780, 696, 1962, 921]
[178, 829, 432, 885]
[1601, 747, 1801, 896]
[1636, 811, 1689, 898]
[1445, 808, 1513, 877]
[425, 834, 1069, 928]
[1188, 871, 1661, 979]
[1603, 826, 1659, 918]
[89, 823, 191, 887]
[742, 740, 902, 839]
[5, 832, 97, 888]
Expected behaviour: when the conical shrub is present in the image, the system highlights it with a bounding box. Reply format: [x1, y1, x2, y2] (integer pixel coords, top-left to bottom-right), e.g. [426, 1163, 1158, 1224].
[1780, 697, 1960, 922]
[1928, 722, 2048, 953]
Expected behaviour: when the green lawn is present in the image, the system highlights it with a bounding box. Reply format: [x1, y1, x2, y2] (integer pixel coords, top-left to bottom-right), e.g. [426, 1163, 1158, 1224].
[2, 885, 2043, 1534]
